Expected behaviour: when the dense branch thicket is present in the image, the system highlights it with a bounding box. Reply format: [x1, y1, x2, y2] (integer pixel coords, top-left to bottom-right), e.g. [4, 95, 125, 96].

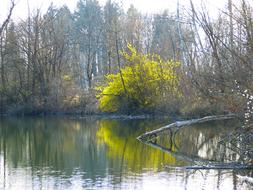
[1, 0, 253, 116]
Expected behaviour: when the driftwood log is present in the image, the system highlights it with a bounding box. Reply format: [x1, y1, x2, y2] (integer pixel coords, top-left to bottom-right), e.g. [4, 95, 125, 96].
[185, 165, 253, 170]
[165, 165, 253, 170]
[237, 175, 253, 185]
[137, 114, 236, 142]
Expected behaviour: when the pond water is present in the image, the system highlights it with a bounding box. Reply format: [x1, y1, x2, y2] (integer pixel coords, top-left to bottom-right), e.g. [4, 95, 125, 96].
[0, 117, 252, 190]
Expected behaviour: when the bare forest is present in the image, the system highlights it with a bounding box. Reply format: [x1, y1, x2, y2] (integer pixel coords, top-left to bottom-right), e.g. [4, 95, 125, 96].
[1, 0, 253, 117]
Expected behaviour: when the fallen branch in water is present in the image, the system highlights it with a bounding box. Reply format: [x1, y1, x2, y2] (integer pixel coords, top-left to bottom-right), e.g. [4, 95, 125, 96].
[146, 141, 217, 165]
[165, 164, 253, 170]
[137, 114, 236, 142]
[237, 175, 253, 185]
[147, 141, 253, 170]
[185, 164, 253, 170]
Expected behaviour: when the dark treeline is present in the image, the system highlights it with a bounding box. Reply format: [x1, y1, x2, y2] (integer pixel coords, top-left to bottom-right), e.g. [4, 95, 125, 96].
[1, 0, 253, 116]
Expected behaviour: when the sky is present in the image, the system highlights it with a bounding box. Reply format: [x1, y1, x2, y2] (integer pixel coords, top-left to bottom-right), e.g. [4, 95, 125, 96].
[0, 0, 232, 22]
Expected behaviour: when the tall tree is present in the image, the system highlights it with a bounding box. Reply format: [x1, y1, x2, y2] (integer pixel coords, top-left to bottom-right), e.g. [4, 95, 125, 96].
[103, 0, 123, 74]
[73, 0, 103, 89]
[0, 0, 15, 113]
[151, 11, 180, 60]
[124, 5, 143, 51]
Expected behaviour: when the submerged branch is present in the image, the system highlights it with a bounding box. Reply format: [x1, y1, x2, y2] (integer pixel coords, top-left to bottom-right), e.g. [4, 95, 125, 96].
[166, 165, 253, 170]
[137, 114, 236, 142]
[146, 141, 218, 165]
[138, 114, 253, 171]
[237, 175, 253, 185]
[149, 141, 253, 170]
[185, 165, 253, 170]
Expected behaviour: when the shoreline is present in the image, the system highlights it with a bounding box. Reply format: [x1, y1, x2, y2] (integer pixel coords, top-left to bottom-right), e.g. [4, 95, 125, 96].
[0, 112, 174, 120]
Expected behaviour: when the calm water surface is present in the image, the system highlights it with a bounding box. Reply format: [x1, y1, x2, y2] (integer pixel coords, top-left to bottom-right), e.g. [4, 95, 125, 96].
[0, 117, 252, 190]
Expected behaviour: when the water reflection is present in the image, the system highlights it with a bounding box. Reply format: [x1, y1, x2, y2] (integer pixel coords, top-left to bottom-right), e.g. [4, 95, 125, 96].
[0, 117, 252, 190]
[153, 120, 248, 164]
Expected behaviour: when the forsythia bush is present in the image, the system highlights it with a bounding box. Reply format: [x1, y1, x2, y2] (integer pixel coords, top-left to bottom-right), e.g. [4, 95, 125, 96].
[96, 44, 180, 113]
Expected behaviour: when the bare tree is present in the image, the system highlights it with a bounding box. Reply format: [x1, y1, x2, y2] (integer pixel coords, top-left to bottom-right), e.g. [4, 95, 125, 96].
[0, 0, 15, 36]
[0, 0, 15, 113]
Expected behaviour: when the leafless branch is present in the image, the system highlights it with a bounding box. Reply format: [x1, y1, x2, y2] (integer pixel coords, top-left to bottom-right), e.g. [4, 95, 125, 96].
[0, 0, 15, 36]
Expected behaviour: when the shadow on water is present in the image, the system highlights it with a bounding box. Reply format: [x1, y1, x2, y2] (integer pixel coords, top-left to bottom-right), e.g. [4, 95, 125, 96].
[0, 117, 252, 189]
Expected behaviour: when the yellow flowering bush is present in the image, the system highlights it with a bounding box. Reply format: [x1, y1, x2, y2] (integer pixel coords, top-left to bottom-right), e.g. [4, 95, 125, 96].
[96, 44, 180, 113]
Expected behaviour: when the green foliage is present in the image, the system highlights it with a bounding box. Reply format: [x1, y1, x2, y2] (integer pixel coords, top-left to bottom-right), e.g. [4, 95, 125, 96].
[96, 44, 180, 113]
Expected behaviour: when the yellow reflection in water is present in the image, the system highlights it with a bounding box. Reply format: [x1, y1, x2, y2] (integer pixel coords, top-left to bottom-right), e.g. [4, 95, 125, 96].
[96, 120, 177, 172]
